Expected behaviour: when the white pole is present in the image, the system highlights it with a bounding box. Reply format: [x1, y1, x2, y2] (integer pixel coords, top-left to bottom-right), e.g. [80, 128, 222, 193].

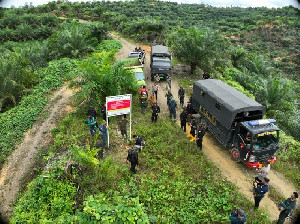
[106, 99, 109, 148]
[130, 94, 132, 141]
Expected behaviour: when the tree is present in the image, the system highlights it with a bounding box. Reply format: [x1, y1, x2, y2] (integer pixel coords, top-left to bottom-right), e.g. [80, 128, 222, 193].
[168, 27, 230, 74]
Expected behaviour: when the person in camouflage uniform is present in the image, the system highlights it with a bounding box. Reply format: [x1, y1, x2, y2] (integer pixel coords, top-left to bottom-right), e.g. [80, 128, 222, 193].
[178, 86, 185, 107]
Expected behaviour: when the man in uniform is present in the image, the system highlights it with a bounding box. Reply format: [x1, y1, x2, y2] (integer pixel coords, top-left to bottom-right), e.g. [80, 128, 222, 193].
[188, 116, 197, 141]
[118, 115, 129, 140]
[168, 98, 177, 120]
[180, 107, 188, 132]
[277, 192, 298, 224]
[196, 124, 206, 150]
[151, 102, 160, 122]
[229, 209, 247, 224]
[178, 86, 185, 107]
[165, 90, 173, 106]
[186, 101, 193, 123]
[253, 177, 270, 209]
[166, 74, 172, 90]
[126, 148, 139, 174]
[140, 92, 148, 113]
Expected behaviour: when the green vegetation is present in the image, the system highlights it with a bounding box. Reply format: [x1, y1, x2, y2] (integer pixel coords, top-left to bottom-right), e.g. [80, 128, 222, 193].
[0, 58, 79, 168]
[1, 1, 299, 222]
[12, 97, 271, 223]
[168, 27, 230, 74]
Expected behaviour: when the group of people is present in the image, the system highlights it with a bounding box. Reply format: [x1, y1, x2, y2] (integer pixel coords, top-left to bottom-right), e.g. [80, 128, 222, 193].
[230, 161, 298, 223]
[85, 106, 108, 147]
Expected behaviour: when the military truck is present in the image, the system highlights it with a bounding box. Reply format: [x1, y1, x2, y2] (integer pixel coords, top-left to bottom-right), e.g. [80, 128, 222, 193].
[192, 79, 280, 168]
[150, 45, 171, 81]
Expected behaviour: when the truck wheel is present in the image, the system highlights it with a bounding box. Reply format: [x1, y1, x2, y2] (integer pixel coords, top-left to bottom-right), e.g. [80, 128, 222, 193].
[231, 148, 241, 162]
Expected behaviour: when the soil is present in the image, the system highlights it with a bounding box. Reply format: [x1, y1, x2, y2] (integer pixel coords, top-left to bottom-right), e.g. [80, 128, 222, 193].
[0, 32, 297, 222]
[0, 85, 74, 222]
[111, 33, 299, 222]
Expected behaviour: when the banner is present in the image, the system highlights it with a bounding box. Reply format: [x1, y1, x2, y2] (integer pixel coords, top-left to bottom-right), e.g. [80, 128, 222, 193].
[106, 94, 132, 117]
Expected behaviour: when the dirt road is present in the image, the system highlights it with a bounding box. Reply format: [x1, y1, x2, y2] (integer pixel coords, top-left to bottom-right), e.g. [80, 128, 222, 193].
[0, 85, 74, 222]
[112, 33, 298, 222]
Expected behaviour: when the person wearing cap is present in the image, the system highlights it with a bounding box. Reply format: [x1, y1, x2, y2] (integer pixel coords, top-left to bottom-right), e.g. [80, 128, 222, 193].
[196, 124, 206, 150]
[180, 107, 188, 132]
[277, 192, 298, 224]
[87, 105, 98, 127]
[168, 98, 177, 120]
[253, 176, 270, 209]
[140, 92, 148, 113]
[165, 90, 173, 106]
[229, 209, 247, 224]
[151, 102, 160, 122]
[178, 86, 185, 107]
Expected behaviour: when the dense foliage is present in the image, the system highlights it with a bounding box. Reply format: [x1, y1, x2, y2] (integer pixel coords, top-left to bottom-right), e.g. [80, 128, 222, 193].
[12, 97, 271, 223]
[0, 58, 79, 168]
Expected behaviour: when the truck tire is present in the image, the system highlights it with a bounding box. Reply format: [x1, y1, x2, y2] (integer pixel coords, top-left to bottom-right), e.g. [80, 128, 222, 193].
[231, 148, 241, 162]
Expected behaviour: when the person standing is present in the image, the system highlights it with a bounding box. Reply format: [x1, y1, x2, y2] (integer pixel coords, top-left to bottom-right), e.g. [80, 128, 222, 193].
[165, 90, 173, 106]
[101, 103, 107, 121]
[152, 82, 159, 100]
[85, 115, 97, 136]
[277, 192, 298, 224]
[118, 115, 129, 140]
[196, 124, 206, 150]
[139, 85, 149, 98]
[255, 161, 270, 183]
[150, 92, 156, 107]
[140, 92, 148, 113]
[151, 102, 160, 122]
[187, 117, 197, 141]
[253, 177, 270, 209]
[126, 148, 139, 174]
[166, 74, 172, 90]
[154, 74, 160, 83]
[99, 120, 108, 148]
[186, 101, 193, 123]
[229, 209, 247, 224]
[87, 106, 98, 128]
[168, 98, 177, 120]
[180, 107, 188, 132]
[178, 86, 185, 107]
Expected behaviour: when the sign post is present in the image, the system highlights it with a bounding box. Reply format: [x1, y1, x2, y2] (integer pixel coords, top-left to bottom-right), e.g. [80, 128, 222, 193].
[106, 94, 132, 147]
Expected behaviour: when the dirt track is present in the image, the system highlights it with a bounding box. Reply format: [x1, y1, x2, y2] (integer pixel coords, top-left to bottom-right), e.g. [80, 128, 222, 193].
[112, 33, 298, 222]
[0, 85, 74, 221]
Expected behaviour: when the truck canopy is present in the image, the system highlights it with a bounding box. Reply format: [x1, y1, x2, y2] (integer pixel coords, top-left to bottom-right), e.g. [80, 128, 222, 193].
[193, 79, 265, 130]
[151, 45, 171, 58]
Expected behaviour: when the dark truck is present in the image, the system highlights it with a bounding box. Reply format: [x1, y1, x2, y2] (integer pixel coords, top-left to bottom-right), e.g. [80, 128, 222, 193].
[192, 79, 280, 168]
[150, 45, 171, 81]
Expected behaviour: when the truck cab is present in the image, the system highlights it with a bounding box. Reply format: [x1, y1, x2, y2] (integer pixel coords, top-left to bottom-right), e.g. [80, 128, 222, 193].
[232, 119, 280, 168]
[192, 79, 280, 168]
[150, 45, 171, 81]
